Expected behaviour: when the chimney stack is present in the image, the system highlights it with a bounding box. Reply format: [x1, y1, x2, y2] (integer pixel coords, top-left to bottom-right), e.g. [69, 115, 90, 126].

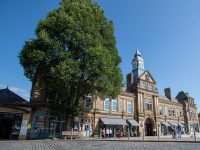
[164, 88, 172, 101]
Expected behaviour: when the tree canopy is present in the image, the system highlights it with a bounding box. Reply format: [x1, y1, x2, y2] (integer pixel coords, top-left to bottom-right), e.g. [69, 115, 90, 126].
[19, 0, 122, 114]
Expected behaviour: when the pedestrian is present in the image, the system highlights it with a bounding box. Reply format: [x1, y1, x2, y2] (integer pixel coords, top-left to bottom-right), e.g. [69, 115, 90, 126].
[177, 125, 182, 139]
[106, 128, 109, 138]
[109, 128, 112, 138]
[172, 126, 176, 138]
[102, 128, 106, 138]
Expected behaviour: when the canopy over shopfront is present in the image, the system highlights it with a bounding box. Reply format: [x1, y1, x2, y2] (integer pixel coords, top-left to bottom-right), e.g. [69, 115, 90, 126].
[127, 120, 139, 126]
[190, 122, 198, 126]
[178, 123, 184, 127]
[168, 122, 178, 126]
[161, 122, 171, 127]
[100, 118, 127, 125]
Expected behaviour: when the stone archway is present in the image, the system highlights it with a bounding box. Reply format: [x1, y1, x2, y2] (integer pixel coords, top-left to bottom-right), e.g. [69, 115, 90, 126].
[144, 117, 155, 136]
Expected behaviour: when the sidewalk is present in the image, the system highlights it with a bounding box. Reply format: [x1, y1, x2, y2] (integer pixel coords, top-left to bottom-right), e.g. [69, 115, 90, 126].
[79, 134, 200, 142]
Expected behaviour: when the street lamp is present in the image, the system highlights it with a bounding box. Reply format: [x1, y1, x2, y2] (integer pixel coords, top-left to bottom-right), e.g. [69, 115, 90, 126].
[158, 123, 160, 141]
[140, 121, 144, 141]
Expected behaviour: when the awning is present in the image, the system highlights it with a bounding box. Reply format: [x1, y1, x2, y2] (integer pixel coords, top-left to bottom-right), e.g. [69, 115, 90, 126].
[168, 122, 178, 126]
[178, 123, 184, 127]
[127, 119, 139, 126]
[190, 122, 198, 126]
[161, 122, 171, 127]
[100, 118, 127, 125]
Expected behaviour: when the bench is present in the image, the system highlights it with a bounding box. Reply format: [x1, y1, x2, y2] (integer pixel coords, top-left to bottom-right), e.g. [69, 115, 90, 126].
[62, 131, 81, 140]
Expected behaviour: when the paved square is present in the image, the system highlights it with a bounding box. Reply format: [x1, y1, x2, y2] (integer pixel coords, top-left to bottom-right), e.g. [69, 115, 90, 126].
[0, 140, 200, 150]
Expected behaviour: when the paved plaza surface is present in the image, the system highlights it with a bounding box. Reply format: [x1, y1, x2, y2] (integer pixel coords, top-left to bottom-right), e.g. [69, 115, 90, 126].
[0, 140, 200, 150]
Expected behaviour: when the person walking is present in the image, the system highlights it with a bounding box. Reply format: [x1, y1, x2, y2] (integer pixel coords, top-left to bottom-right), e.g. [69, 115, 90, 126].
[102, 128, 106, 138]
[109, 128, 112, 138]
[177, 124, 182, 139]
[106, 128, 109, 138]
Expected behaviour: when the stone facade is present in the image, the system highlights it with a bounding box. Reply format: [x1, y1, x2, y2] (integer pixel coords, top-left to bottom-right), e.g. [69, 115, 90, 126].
[79, 49, 199, 137]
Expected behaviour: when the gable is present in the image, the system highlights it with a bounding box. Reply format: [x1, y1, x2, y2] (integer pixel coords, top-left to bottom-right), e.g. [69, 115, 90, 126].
[139, 70, 156, 84]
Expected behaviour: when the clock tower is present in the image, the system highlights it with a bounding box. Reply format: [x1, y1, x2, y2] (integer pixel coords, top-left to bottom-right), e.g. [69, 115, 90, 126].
[132, 48, 145, 76]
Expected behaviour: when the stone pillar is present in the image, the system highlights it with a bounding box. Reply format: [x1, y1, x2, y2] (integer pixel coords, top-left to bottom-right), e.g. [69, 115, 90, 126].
[18, 112, 31, 140]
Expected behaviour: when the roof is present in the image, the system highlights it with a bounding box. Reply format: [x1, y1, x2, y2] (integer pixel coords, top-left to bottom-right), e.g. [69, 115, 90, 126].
[0, 88, 28, 105]
[158, 95, 178, 103]
[135, 48, 141, 57]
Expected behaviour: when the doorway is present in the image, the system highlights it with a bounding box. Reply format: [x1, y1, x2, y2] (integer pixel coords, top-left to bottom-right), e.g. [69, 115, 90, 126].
[0, 119, 13, 139]
[83, 124, 90, 137]
[144, 117, 154, 136]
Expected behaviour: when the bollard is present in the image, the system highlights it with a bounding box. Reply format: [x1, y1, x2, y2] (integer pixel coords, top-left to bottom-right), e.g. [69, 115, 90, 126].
[194, 126, 197, 141]
[100, 128, 102, 139]
[71, 128, 73, 140]
[143, 127, 144, 141]
[128, 127, 130, 140]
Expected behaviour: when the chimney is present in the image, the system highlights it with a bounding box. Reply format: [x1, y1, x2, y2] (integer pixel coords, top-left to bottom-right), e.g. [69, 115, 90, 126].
[164, 88, 172, 101]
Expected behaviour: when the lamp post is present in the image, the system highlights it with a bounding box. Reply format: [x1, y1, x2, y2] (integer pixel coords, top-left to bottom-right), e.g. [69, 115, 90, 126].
[158, 123, 160, 141]
[140, 121, 144, 141]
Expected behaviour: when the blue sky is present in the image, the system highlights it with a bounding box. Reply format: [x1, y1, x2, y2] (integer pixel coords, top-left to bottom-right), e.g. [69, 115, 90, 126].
[0, 0, 200, 111]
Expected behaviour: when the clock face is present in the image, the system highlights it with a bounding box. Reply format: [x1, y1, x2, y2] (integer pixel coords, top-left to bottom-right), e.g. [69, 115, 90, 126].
[139, 62, 144, 68]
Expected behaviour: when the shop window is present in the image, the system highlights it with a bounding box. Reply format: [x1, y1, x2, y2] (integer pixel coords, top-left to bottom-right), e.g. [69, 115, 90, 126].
[127, 101, 133, 113]
[112, 99, 117, 112]
[104, 98, 110, 110]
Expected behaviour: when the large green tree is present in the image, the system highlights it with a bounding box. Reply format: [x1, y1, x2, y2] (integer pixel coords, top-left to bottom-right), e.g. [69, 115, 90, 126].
[19, 0, 122, 127]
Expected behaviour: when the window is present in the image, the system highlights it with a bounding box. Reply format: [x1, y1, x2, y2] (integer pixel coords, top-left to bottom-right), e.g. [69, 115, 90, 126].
[168, 108, 171, 116]
[144, 99, 152, 111]
[168, 108, 175, 117]
[104, 98, 110, 110]
[159, 106, 163, 116]
[180, 110, 183, 117]
[127, 101, 133, 113]
[84, 96, 92, 108]
[171, 109, 175, 117]
[112, 99, 117, 112]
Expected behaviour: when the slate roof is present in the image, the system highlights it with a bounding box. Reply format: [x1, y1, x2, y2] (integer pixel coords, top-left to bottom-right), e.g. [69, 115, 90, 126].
[158, 95, 178, 103]
[0, 88, 28, 105]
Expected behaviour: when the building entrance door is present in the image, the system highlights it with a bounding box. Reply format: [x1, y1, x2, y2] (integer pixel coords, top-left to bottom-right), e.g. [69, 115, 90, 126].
[0, 119, 13, 139]
[144, 117, 154, 136]
[83, 124, 90, 137]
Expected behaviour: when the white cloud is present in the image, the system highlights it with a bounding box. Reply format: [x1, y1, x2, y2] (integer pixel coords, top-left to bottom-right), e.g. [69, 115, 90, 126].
[0, 84, 30, 101]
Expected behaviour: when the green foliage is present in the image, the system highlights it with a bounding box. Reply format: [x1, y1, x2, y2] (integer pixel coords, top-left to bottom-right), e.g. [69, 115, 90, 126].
[19, 0, 122, 114]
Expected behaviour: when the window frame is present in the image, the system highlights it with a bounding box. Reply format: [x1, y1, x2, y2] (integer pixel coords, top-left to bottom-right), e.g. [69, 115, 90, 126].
[159, 106, 163, 116]
[127, 101, 133, 113]
[104, 98, 110, 111]
[144, 99, 152, 111]
[84, 96, 92, 108]
[112, 99, 118, 112]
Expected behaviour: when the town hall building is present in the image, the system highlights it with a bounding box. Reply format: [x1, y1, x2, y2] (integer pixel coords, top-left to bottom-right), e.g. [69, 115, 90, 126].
[77, 49, 199, 138]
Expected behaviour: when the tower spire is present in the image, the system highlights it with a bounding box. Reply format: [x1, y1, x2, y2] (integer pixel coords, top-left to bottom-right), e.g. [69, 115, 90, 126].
[135, 48, 141, 57]
[132, 48, 145, 76]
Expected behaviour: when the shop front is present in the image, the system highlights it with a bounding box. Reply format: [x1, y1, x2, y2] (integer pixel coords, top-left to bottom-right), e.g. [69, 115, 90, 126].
[160, 122, 171, 135]
[99, 117, 127, 138]
[127, 119, 139, 137]
[30, 111, 66, 139]
[0, 112, 22, 139]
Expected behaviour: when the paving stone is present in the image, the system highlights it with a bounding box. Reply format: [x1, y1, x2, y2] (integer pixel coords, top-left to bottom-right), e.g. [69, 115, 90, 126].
[0, 140, 200, 150]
